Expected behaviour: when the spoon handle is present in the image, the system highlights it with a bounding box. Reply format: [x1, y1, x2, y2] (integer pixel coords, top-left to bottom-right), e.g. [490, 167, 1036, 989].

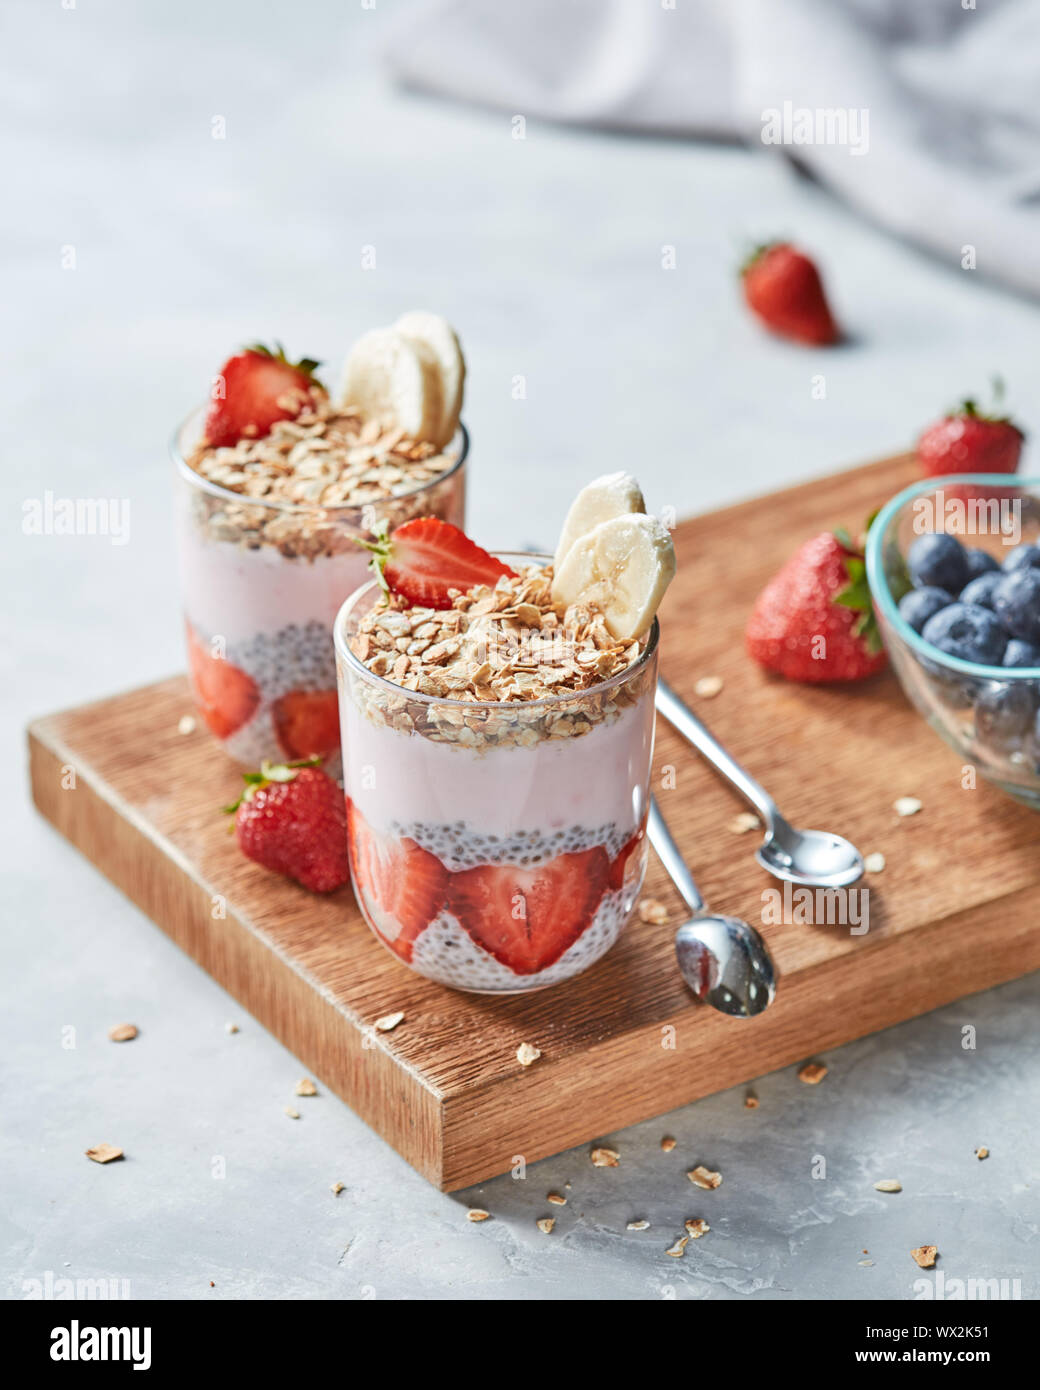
[647, 797, 704, 915]
[655, 678, 779, 827]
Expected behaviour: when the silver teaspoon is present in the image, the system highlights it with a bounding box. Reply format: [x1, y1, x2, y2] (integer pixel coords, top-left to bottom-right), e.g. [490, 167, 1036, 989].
[655, 678, 864, 889]
[646, 798, 777, 1018]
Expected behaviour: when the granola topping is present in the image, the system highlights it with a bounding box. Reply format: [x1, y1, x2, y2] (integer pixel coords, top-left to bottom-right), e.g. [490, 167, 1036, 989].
[183, 391, 461, 560]
[344, 563, 652, 750]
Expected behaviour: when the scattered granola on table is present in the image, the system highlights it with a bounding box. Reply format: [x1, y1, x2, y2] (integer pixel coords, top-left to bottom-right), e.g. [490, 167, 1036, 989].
[85, 1144, 123, 1165]
[638, 897, 669, 925]
[687, 1165, 722, 1190]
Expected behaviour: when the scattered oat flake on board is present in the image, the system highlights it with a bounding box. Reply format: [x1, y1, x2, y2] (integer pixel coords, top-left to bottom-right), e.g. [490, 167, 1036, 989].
[284, 1107, 300, 1120]
[660, 1135, 677, 1152]
[665, 1235, 689, 1257]
[687, 1166, 722, 1190]
[294, 1079, 318, 1097]
[694, 676, 723, 698]
[685, 1218, 710, 1238]
[547, 1192, 566, 1206]
[864, 852, 886, 873]
[911, 1245, 938, 1269]
[178, 715, 196, 735]
[375, 1011, 405, 1032]
[874, 1179, 902, 1193]
[729, 812, 761, 834]
[976, 1146, 989, 1160]
[627, 1219, 650, 1231]
[858, 1259, 874, 1267]
[638, 898, 669, 925]
[331, 1182, 345, 1195]
[467, 1209, 491, 1223]
[591, 1147, 620, 1167]
[516, 1042, 542, 1067]
[894, 796, 922, 817]
[108, 1023, 137, 1042]
[536, 1218, 555, 1234]
[225, 1022, 239, 1034]
[798, 1062, 828, 1085]
[744, 1092, 759, 1109]
[85, 1144, 123, 1164]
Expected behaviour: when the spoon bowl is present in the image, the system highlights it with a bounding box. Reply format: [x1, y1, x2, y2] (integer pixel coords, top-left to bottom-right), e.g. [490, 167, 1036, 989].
[675, 914, 777, 1017]
[755, 819, 864, 889]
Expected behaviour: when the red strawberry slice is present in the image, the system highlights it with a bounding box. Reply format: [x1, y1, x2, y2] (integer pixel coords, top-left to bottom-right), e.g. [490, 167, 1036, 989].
[273, 690, 340, 760]
[203, 343, 322, 449]
[346, 801, 449, 961]
[608, 822, 646, 891]
[446, 848, 611, 976]
[363, 518, 514, 610]
[186, 621, 260, 738]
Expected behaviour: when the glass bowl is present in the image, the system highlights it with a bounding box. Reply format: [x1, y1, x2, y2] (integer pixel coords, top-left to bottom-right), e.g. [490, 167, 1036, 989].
[865, 475, 1040, 809]
[334, 553, 659, 993]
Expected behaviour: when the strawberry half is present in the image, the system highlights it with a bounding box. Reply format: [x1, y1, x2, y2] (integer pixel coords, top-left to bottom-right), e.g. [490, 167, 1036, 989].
[203, 342, 322, 449]
[360, 518, 514, 610]
[608, 821, 646, 891]
[745, 530, 887, 683]
[186, 621, 260, 738]
[446, 848, 611, 975]
[228, 759, 348, 894]
[346, 800, 449, 960]
[741, 242, 840, 346]
[272, 690, 340, 761]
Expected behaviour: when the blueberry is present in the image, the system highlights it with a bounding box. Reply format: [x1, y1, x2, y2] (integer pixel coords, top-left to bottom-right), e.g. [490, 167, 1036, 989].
[959, 572, 1002, 610]
[1004, 639, 1040, 669]
[974, 681, 1037, 745]
[907, 533, 969, 594]
[921, 603, 1008, 665]
[992, 569, 1040, 645]
[1003, 543, 1040, 572]
[961, 548, 999, 583]
[898, 586, 954, 634]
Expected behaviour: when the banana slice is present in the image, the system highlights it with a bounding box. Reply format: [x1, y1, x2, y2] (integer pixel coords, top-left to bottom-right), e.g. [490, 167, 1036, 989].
[394, 311, 465, 448]
[554, 471, 646, 569]
[552, 513, 676, 641]
[339, 328, 444, 443]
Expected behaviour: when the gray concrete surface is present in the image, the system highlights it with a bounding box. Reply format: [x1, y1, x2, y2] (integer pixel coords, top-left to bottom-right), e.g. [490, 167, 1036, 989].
[3, 0, 1037, 1300]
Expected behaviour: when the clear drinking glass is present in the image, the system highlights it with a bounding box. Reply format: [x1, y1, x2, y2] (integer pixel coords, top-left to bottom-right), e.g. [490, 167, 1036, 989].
[334, 553, 659, 993]
[171, 407, 467, 773]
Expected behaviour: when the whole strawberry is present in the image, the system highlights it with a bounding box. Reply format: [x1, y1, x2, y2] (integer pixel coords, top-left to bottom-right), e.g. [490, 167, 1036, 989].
[917, 385, 1024, 478]
[741, 242, 840, 346]
[227, 759, 348, 893]
[746, 530, 886, 683]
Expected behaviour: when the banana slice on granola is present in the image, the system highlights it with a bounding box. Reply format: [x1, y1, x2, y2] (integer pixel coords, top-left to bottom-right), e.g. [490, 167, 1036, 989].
[552, 513, 676, 641]
[339, 328, 444, 444]
[554, 471, 646, 569]
[394, 311, 465, 448]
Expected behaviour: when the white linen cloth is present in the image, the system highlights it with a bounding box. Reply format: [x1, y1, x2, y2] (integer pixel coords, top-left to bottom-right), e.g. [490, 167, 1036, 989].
[387, 0, 1040, 295]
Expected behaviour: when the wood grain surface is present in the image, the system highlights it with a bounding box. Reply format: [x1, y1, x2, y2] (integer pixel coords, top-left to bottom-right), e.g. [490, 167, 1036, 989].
[28, 452, 1040, 1190]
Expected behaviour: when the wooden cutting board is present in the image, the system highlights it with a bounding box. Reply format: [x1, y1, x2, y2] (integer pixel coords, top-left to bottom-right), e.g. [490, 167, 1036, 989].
[28, 452, 1040, 1190]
